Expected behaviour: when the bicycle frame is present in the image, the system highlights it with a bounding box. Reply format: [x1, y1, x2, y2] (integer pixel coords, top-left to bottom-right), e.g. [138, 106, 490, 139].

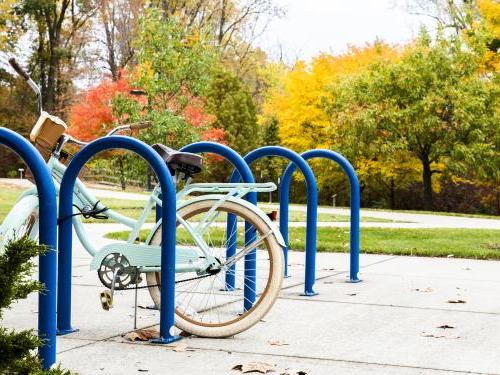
[14, 154, 280, 274]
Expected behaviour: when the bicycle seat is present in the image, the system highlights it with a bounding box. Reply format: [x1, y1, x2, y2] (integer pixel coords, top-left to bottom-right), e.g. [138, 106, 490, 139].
[152, 143, 203, 177]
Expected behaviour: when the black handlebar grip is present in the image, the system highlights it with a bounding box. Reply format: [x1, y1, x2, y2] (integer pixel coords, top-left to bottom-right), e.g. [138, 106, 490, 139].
[130, 89, 147, 96]
[8, 58, 30, 81]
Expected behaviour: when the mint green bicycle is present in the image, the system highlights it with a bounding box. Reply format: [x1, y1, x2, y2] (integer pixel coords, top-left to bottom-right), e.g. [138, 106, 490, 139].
[0, 58, 285, 338]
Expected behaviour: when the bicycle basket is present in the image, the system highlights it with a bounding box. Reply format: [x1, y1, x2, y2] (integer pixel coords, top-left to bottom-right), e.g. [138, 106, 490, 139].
[30, 111, 67, 162]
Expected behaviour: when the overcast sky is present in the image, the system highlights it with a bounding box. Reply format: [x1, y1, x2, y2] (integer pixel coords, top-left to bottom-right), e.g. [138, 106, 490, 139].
[255, 0, 436, 63]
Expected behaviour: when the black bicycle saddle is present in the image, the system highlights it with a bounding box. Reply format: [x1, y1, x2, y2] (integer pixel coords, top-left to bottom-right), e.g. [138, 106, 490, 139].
[152, 143, 203, 177]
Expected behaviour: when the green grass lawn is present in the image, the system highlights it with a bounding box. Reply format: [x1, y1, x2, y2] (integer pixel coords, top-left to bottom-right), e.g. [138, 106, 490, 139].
[105, 226, 500, 260]
[0, 186, 23, 222]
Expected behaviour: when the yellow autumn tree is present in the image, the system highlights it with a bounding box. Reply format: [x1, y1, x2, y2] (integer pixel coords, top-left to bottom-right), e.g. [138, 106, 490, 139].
[477, 0, 500, 71]
[0, 0, 18, 50]
[261, 42, 399, 152]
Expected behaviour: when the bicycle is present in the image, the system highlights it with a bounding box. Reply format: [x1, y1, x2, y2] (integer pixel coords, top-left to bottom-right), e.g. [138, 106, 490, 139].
[0, 58, 285, 338]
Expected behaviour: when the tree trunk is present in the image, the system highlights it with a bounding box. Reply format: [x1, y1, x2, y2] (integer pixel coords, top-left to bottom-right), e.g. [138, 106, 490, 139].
[101, 2, 118, 81]
[496, 188, 499, 215]
[218, 0, 227, 45]
[118, 156, 126, 191]
[421, 157, 434, 211]
[45, 40, 57, 112]
[390, 178, 395, 210]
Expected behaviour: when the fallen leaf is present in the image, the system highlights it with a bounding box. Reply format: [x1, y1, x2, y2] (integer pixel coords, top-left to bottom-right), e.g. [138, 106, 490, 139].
[414, 287, 433, 293]
[447, 299, 466, 304]
[323, 281, 335, 284]
[437, 324, 455, 329]
[180, 330, 193, 337]
[462, 267, 471, 271]
[345, 293, 357, 296]
[322, 267, 335, 271]
[137, 370, 149, 373]
[268, 340, 289, 346]
[232, 362, 275, 373]
[123, 328, 159, 341]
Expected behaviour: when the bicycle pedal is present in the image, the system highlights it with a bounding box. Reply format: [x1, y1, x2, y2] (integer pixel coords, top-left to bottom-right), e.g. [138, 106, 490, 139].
[100, 290, 113, 310]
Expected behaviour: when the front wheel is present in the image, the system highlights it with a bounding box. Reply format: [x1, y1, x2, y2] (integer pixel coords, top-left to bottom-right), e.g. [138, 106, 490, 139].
[146, 197, 284, 338]
[0, 195, 39, 251]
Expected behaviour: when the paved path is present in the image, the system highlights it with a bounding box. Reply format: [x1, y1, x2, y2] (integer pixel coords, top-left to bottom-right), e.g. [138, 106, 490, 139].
[3, 223, 500, 374]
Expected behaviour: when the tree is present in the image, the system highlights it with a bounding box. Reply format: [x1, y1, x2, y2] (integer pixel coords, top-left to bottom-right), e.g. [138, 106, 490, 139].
[261, 42, 399, 152]
[0, 0, 20, 50]
[0, 69, 38, 177]
[131, 7, 218, 148]
[206, 69, 259, 156]
[68, 72, 135, 141]
[95, 0, 144, 81]
[325, 32, 499, 210]
[18, 0, 96, 113]
[405, 0, 478, 35]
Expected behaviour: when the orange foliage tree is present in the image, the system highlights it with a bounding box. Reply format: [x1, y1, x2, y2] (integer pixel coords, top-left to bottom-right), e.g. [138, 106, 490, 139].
[68, 73, 139, 141]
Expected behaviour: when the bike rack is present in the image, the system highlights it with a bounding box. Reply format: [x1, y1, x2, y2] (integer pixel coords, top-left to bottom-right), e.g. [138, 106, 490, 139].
[0, 127, 57, 369]
[180, 142, 258, 310]
[280, 149, 361, 282]
[229, 146, 319, 296]
[57, 136, 180, 344]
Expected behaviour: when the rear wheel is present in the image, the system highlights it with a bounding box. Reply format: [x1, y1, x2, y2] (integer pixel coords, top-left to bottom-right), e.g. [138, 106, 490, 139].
[146, 198, 284, 338]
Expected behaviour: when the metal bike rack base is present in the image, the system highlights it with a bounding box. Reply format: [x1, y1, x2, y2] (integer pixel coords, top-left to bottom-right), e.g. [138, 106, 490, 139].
[56, 136, 180, 344]
[0, 127, 58, 369]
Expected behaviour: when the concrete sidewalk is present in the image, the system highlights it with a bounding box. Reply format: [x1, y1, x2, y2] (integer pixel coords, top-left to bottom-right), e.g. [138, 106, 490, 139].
[4, 231, 500, 374]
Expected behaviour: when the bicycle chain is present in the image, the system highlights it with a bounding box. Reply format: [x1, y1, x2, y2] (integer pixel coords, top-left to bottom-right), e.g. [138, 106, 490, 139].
[116, 272, 214, 291]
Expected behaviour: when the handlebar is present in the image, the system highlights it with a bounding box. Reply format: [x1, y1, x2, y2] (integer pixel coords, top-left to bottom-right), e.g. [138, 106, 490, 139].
[67, 121, 152, 149]
[8, 58, 30, 81]
[8, 56, 42, 114]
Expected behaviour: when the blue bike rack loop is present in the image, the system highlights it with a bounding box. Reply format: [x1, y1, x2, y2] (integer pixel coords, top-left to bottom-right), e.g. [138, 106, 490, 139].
[0, 127, 57, 369]
[180, 141, 258, 310]
[230, 146, 318, 296]
[281, 149, 361, 282]
[57, 136, 179, 344]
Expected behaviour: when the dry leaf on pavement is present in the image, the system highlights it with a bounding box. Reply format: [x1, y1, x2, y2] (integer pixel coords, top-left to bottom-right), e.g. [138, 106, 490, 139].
[232, 362, 275, 373]
[437, 324, 455, 329]
[123, 328, 159, 341]
[447, 299, 466, 304]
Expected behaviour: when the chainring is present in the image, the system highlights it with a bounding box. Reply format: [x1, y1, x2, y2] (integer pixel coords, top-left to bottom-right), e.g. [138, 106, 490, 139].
[97, 253, 142, 290]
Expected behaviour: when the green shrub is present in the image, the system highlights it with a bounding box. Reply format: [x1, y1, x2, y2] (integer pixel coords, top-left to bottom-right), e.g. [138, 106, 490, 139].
[0, 238, 72, 375]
